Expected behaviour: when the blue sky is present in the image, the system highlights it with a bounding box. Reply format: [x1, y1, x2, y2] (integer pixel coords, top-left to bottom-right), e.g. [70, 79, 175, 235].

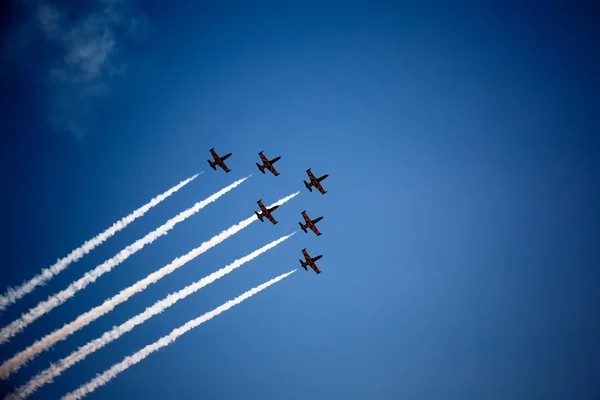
[1, 1, 599, 399]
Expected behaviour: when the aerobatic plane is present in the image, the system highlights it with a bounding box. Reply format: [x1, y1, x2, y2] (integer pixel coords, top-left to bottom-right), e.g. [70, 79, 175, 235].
[304, 168, 329, 194]
[300, 248, 322, 274]
[256, 151, 281, 176]
[207, 148, 232, 173]
[254, 199, 279, 224]
[299, 210, 323, 236]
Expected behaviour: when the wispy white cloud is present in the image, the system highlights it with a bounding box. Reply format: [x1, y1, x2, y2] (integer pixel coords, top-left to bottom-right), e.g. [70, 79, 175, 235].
[8, 0, 151, 139]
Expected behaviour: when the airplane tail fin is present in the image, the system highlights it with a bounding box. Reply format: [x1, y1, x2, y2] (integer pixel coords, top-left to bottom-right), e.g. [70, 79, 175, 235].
[255, 211, 263, 222]
[299, 260, 307, 270]
[208, 160, 217, 170]
[256, 163, 265, 174]
[299, 222, 307, 233]
[304, 180, 312, 191]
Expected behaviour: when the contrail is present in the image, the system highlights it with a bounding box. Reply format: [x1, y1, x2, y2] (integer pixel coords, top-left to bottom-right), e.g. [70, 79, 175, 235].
[6, 234, 297, 399]
[61, 269, 297, 400]
[0, 173, 201, 313]
[0, 176, 250, 346]
[0, 192, 298, 377]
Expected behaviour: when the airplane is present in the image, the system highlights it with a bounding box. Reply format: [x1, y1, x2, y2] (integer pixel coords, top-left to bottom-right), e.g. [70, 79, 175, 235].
[299, 210, 323, 236]
[304, 168, 329, 194]
[254, 199, 279, 224]
[256, 151, 281, 176]
[300, 248, 322, 274]
[207, 148, 232, 173]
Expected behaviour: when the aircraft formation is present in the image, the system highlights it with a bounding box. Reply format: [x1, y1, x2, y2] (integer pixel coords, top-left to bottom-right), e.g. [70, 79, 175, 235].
[208, 148, 328, 274]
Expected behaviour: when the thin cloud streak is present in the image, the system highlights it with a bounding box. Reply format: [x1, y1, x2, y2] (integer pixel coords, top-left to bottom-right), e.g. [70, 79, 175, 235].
[6, 233, 296, 399]
[0, 173, 201, 313]
[0, 176, 250, 347]
[0, 189, 296, 377]
[61, 270, 297, 400]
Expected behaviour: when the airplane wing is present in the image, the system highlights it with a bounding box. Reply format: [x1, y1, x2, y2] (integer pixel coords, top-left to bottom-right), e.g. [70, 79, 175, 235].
[221, 163, 231, 173]
[302, 212, 311, 224]
[310, 225, 321, 236]
[267, 164, 279, 175]
[257, 200, 267, 212]
[302, 249, 310, 260]
[210, 148, 218, 159]
[259, 152, 269, 163]
[314, 181, 326, 194]
[266, 213, 278, 224]
[306, 169, 317, 181]
[310, 263, 321, 274]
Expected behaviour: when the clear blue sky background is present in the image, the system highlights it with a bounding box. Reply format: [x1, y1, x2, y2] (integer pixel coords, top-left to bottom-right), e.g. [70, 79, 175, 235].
[1, 1, 599, 399]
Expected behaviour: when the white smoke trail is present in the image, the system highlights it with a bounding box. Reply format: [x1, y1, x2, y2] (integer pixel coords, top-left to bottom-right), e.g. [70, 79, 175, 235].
[0, 191, 298, 377]
[0, 177, 251, 346]
[6, 234, 297, 399]
[0, 173, 201, 313]
[61, 269, 297, 400]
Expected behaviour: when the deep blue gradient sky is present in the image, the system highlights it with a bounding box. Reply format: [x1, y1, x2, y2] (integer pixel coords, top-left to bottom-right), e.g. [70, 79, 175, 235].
[1, 1, 599, 399]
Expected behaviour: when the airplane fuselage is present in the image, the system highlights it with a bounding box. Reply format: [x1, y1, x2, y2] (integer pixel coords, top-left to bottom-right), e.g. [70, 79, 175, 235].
[257, 152, 281, 175]
[300, 248, 322, 273]
[299, 212, 323, 235]
[255, 201, 279, 224]
[208, 148, 232, 172]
